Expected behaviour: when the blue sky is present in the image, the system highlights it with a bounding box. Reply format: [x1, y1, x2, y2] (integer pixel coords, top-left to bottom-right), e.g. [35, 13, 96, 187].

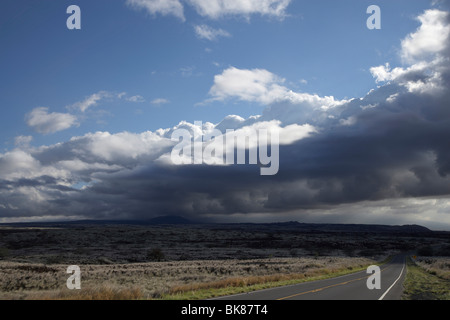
[0, 0, 431, 148]
[1, 0, 450, 230]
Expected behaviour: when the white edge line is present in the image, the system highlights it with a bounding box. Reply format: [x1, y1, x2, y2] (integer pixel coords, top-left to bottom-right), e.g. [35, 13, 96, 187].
[378, 258, 405, 300]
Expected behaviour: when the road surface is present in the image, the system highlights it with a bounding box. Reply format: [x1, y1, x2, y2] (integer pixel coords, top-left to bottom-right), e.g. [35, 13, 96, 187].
[213, 254, 407, 300]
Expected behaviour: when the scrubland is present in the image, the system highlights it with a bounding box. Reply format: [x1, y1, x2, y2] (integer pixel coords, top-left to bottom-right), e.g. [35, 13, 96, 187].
[0, 223, 448, 300]
[0, 256, 377, 299]
[403, 256, 450, 300]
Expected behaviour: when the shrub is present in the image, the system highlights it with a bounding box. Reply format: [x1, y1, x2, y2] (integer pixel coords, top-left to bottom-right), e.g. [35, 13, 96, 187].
[45, 255, 65, 265]
[0, 247, 9, 259]
[147, 248, 165, 261]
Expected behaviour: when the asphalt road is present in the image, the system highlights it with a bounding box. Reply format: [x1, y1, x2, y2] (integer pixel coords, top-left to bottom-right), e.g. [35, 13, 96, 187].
[213, 254, 407, 300]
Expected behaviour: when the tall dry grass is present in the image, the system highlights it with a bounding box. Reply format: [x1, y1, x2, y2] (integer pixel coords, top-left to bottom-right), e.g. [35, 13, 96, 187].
[31, 286, 145, 300]
[0, 256, 377, 300]
[415, 257, 450, 280]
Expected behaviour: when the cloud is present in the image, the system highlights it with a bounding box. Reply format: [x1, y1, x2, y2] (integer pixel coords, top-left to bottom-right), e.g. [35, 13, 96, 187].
[26, 90, 135, 135]
[3, 8, 450, 229]
[370, 9, 450, 96]
[209, 67, 284, 104]
[400, 9, 450, 63]
[26, 107, 78, 134]
[194, 24, 231, 41]
[126, 0, 185, 21]
[24, 91, 145, 136]
[207, 67, 346, 120]
[14, 136, 33, 148]
[126, 95, 146, 103]
[126, 0, 291, 21]
[187, 0, 291, 19]
[69, 91, 114, 112]
[151, 98, 170, 105]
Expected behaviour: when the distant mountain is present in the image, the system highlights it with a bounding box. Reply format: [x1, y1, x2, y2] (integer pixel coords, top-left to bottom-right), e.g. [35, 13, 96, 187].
[0, 216, 432, 233]
[296, 222, 432, 233]
[0, 215, 194, 227]
[220, 221, 432, 234]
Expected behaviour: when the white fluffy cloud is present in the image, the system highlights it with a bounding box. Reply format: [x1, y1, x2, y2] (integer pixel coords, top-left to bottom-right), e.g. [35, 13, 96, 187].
[0, 149, 69, 182]
[401, 9, 450, 63]
[26, 107, 78, 134]
[76, 131, 173, 162]
[209, 67, 283, 104]
[370, 10, 450, 95]
[209, 67, 346, 110]
[0, 150, 40, 180]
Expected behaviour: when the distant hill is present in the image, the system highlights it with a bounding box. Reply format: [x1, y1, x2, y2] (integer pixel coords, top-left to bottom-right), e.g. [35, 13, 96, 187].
[290, 222, 432, 233]
[217, 221, 432, 234]
[0, 216, 432, 234]
[0, 215, 194, 227]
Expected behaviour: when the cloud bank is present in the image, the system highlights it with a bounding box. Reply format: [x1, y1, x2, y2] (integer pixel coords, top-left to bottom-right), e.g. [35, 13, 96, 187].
[2, 9, 450, 229]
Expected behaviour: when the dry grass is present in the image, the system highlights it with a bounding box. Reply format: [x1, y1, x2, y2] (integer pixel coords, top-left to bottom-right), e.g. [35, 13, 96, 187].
[414, 257, 450, 280]
[167, 261, 361, 295]
[30, 286, 145, 300]
[0, 256, 377, 300]
[403, 257, 450, 300]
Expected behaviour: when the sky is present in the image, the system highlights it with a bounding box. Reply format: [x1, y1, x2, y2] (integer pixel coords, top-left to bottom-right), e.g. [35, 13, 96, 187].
[1, 0, 450, 230]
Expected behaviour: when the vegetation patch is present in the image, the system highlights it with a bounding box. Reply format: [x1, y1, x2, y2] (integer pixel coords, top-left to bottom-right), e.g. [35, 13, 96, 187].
[402, 257, 450, 300]
[162, 262, 383, 300]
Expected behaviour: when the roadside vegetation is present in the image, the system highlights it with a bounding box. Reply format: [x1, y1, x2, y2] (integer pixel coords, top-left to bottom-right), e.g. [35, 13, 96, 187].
[162, 261, 380, 300]
[403, 253, 450, 300]
[1, 224, 449, 300]
[0, 256, 378, 300]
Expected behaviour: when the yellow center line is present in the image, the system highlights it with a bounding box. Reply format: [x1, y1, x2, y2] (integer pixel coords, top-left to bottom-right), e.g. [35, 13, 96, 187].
[276, 265, 390, 300]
